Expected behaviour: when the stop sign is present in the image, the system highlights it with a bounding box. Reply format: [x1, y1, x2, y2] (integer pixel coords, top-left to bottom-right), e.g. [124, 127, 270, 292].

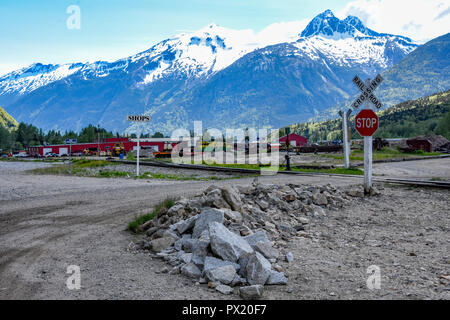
[354, 109, 379, 136]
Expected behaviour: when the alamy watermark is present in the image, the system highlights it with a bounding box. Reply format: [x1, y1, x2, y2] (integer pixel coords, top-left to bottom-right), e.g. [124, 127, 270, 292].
[66, 5, 81, 30]
[66, 265, 81, 290]
[168, 121, 280, 175]
[366, 265, 381, 290]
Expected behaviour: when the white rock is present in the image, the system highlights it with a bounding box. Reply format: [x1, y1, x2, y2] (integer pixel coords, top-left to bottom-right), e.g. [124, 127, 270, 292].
[266, 271, 288, 285]
[220, 208, 243, 223]
[221, 186, 242, 211]
[244, 231, 270, 248]
[175, 215, 199, 234]
[181, 263, 202, 279]
[216, 284, 233, 295]
[209, 222, 253, 262]
[203, 256, 241, 272]
[192, 208, 224, 238]
[285, 252, 294, 263]
[312, 193, 328, 206]
[149, 237, 175, 252]
[246, 252, 272, 285]
[239, 285, 264, 300]
[254, 241, 279, 260]
[180, 252, 193, 264]
[204, 265, 236, 285]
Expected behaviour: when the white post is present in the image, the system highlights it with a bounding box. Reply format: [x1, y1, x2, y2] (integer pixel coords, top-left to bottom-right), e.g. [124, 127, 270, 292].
[69, 141, 72, 174]
[363, 99, 373, 194]
[364, 135, 373, 194]
[341, 110, 350, 169]
[137, 123, 140, 176]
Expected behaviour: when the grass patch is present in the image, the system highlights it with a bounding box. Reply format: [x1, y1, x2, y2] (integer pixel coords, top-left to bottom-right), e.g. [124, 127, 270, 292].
[321, 147, 444, 162]
[27, 160, 118, 176]
[71, 159, 118, 168]
[200, 161, 363, 175]
[98, 170, 128, 177]
[28, 164, 76, 175]
[127, 198, 176, 233]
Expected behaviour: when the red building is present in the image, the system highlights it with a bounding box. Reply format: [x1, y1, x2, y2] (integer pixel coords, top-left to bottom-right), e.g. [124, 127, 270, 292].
[27, 138, 178, 157]
[279, 134, 308, 147]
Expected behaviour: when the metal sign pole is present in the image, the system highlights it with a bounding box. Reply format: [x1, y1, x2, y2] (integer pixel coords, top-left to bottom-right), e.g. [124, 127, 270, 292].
[364, 134, 373, 194]
[69, 141, 72, 174]
[363, 102, 373, 194]
[137, 123, 140, 176]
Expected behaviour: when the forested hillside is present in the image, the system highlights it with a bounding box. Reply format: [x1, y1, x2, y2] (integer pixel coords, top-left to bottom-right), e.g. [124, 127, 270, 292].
[0, 106, 18, 130]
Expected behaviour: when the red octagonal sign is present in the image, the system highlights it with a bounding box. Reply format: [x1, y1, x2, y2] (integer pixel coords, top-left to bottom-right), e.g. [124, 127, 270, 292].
[355, 109, 379, 136]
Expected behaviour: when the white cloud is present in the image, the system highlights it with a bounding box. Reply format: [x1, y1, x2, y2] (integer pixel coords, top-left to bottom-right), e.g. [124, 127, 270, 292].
[256, 19, 309, 45]
[336, 0, 450, 43]
[0, 63, 23, 77]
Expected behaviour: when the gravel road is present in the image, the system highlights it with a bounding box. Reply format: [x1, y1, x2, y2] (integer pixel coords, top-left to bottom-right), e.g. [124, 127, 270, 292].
[0, 160, 448, 300]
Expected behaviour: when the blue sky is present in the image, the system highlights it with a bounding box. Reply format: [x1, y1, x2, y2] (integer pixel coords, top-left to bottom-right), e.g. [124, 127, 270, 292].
[0, 0, 448, 76]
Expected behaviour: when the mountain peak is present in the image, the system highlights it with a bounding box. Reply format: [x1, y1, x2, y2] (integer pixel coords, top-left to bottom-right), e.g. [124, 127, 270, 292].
[319, 9, 335, 18]
[300, 10, 376, 38]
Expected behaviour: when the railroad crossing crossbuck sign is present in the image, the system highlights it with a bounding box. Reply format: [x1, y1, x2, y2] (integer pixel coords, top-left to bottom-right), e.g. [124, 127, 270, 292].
[351, 74, 384, 110]
[355, 109, 378, 137]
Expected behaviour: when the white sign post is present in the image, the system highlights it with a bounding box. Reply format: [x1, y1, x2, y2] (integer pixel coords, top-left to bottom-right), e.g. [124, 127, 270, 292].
[65, 138, 77, 174]
[364, 127, 372, 193]
[351, 75, 383, 194]
[339, 109, 352, 169]
[126, 115, 151, 176]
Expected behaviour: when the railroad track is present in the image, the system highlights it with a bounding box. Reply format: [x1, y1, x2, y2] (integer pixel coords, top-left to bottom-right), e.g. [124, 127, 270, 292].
[113, 159, 450, 189]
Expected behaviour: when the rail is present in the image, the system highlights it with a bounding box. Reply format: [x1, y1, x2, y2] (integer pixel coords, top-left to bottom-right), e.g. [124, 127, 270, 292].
[112, 159, 450, 189]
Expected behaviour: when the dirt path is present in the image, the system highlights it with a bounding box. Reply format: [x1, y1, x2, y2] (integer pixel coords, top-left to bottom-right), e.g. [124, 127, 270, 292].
[0, 160, 448, 300]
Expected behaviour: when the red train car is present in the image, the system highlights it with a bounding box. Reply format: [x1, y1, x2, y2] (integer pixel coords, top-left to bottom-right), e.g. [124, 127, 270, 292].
[27, 138, 174, 157]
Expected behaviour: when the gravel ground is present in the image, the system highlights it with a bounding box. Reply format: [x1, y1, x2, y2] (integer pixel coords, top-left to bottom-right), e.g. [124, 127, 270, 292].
[0, 160, 448, 300]
[373, 158, 450, 180]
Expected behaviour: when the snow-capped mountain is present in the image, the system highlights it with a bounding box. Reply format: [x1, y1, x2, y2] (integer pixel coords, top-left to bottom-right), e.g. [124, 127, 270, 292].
[134, 24, 265, 84]
[296, 10, 416, 70]
[0, 24, 269, 98]
[0, 63, 82, 95]
[0, 9, 433, 134]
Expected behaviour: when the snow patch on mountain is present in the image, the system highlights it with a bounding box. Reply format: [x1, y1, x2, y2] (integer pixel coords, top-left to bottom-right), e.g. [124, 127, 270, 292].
[0, 63, 82, 95]
[293, 35, 416, 70]
[136, 24, 266, 85]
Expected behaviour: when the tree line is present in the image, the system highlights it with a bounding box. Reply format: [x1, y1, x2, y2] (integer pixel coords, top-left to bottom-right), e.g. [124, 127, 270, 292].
[0, 123, 165, 153]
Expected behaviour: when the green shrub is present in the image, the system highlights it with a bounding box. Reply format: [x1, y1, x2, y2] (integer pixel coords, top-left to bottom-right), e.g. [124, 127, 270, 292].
[127, 197, 176, 233]
[127, 152, 135, 160]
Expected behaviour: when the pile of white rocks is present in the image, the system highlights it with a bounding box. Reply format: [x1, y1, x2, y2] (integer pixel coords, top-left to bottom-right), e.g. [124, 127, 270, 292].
[139, 182, 370, 299]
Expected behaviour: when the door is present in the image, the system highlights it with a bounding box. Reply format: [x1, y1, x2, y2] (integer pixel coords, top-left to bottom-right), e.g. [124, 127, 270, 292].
[43, 148, 52, 156]
[59, 147, 68, 156]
